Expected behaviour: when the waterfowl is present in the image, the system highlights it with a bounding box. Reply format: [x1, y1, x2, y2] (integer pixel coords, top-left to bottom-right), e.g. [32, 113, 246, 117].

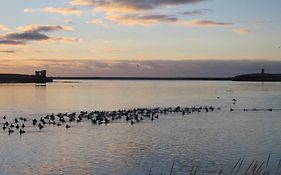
[130, 120, 135, 125]
[19, 128, 26, 135]
[32, 119, 37, 125]
[8, 128, 14, 134]
[38, 123, 44, 130]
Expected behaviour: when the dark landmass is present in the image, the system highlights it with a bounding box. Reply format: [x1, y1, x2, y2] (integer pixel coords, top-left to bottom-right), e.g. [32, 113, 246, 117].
[232, 73, 281, 81]
[52, 73, 281, 81]
[1, 71, 281, 83]
[52, 77, 232, 81]
[0, 74, 53, 83]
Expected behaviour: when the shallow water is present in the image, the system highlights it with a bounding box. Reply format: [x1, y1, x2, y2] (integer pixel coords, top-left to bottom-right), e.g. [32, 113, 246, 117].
[0, 80, 281, 174]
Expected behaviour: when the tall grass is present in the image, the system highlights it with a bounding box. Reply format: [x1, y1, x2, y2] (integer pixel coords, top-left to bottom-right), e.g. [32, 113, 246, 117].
[148, 154, 281, 175]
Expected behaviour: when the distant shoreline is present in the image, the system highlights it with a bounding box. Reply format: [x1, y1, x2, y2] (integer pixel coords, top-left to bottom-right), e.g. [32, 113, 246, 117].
[52, 77, 232, 81]
[1, 73, 281, 83]
[52, 73, 281, 81]
[0, 74, 53, 83]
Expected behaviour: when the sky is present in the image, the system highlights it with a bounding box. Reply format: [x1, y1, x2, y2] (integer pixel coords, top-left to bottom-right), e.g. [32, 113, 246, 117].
[0, 0, 280, 77]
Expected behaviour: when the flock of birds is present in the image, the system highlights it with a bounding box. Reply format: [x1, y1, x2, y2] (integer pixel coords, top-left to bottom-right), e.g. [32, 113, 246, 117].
[1, 98, 278, 136]
[1, 106, 219, 135]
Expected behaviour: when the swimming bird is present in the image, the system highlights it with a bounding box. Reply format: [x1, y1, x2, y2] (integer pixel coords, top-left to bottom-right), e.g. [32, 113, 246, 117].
[130, 120, 135, 125]
[8, 128, 14, 134]
[19, 128, 26, 135]
[38, 123, 44, 130]
[91, 118, 97, 125]
[3, 116, 6, 120]
[32, 119, 37, 126]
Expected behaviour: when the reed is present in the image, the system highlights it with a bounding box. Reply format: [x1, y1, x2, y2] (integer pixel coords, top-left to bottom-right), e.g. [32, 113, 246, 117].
[147, 156, 281, 175]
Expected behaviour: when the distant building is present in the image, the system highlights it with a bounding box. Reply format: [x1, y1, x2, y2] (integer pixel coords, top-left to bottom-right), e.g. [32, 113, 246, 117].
[35, 70, 47, 77]
[34, 70, 52, 83]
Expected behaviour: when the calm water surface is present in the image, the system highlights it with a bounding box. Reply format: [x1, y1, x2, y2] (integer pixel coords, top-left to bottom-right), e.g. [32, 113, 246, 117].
[0, 80, 281, 174]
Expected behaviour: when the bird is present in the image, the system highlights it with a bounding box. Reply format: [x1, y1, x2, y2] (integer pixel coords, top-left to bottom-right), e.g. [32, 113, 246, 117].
[19, 128, 26, 135]
[32, 119, 37, 126]
[8, 128, 14, 134]
[66, 124, 71, 128]
[38, 123, 44, 130]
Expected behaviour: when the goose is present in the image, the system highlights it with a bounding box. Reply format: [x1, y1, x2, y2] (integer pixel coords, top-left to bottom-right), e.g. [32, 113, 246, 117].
[8, 128, 14, 134]
[19, 128, 26, 135]
[38, 123, 44, 130]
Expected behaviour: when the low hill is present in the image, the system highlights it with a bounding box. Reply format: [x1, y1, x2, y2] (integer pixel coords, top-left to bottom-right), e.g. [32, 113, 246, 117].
[232, 73, 281, 81]
[0, 74, 53, 83]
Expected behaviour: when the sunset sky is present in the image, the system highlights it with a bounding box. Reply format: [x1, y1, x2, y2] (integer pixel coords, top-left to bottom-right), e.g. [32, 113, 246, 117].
[0, 0, 280, 77]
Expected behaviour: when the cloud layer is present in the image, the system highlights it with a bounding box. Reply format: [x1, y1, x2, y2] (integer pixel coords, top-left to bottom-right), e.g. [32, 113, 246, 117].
[1, 59, 280, 77]
[0, 24, 10, 32]
[233, 28, 251, 35]
[70, 0, 204, 12]
[107, 13, 178, 25]
[187, 20, 233, 27]
[0, 25, 78, 45]
[24, 7, 82, 16]
[0, 50, 15, 53]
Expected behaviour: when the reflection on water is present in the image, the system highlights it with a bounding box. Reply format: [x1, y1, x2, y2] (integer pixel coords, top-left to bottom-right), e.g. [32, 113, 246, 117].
[0, 80, 281, 174]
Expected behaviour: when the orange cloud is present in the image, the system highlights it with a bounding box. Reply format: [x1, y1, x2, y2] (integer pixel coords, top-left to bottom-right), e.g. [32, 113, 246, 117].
[233, 28, 251, 35]
[53, 37, 82, 43]
[18, 24, 74, 32]
[0, 24, 78, 45]
[24, 7, 82, 16]
[87, 19, 108, 28]
[107, 13, 178, 25]
[0, 24, 10, 32]
[70, 0, 204, 12]
[187, 19, 233, 27]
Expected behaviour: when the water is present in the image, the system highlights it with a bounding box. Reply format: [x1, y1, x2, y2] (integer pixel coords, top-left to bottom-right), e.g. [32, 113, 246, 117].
[0, 80, 281, 174]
